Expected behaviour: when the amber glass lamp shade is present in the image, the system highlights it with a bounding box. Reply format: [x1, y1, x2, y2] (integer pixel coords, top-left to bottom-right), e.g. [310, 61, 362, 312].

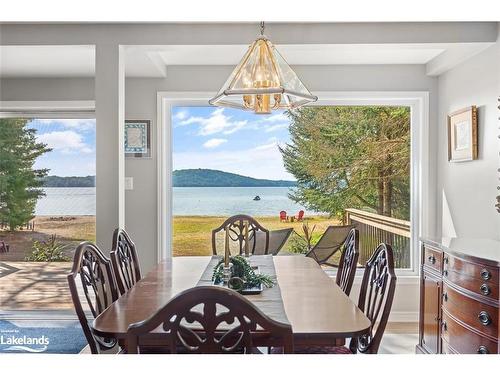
[209, 35, 317, 114]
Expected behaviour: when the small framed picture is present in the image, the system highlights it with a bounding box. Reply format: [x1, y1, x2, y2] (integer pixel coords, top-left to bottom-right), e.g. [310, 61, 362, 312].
[447, 106, 478, 162]
[125, 120, 151, 158]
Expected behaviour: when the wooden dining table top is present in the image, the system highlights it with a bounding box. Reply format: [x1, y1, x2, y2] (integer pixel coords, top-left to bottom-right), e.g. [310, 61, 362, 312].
[92, 255, 371, 345]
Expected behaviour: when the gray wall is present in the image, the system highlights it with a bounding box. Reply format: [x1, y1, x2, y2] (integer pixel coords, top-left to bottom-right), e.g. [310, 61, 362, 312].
[1, 65, 438, 320]
[436, 35, 500, 239]
[0, 64, 438, 274]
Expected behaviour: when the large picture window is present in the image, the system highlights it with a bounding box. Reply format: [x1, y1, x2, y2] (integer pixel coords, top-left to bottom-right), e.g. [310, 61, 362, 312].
[170, 105, 411, 268]
[0, 117, 96, 311]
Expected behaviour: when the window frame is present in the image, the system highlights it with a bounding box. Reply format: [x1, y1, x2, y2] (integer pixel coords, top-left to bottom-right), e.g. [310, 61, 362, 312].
[157, 92, 430, 279]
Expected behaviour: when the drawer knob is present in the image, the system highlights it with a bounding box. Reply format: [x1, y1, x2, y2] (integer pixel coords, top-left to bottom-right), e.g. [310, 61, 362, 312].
[443, 270, 448, 277]
[477, 345, 489, 354]
[443, 257, 449, 264]
[480, 284, 491, 296]
[481, 269, 492, 281]
[442, 292, 448, 302]
[427, 255, 436, 264]
[478, 311, 492, 326]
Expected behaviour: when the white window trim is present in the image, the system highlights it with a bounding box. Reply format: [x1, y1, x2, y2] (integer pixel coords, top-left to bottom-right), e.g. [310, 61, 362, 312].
[157, 91, 430, 280]
[0, 100, 95, 118]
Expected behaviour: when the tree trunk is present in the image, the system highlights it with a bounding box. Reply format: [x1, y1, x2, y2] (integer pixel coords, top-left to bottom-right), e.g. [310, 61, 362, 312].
[377, 169, 384, 215]
[382, 178, 392, 217]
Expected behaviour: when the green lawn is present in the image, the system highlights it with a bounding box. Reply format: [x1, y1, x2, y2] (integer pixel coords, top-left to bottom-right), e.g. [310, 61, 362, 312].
[172, 215, 338, 257]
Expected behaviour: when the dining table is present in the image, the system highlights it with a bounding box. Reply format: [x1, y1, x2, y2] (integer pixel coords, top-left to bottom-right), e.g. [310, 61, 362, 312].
[92, 255, 371, 347]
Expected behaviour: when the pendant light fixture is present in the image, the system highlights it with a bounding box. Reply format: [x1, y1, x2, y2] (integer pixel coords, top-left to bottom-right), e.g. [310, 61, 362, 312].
[209, 22, 317, 114]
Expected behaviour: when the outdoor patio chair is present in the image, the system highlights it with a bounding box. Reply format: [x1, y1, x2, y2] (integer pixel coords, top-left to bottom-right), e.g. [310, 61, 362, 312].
[254, 228, 294, 255]
[0, 241, 9, 253]
[67, 242, 119, 354]
[110, 228, 142, 295]
[296, 210, 305, 221]
[212, 215, 269, 256]
[125, 286, 293, 354]
[305, 225, 355, 267]
[279, 211, 287, 222]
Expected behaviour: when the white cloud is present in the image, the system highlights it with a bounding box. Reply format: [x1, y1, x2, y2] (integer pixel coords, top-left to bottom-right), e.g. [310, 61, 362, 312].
[37, 130, 93, 154]
[180, 108, 248, 136]
[173, 110, 189, 121]
[262, 113, 288, 123]
[203, 138, 227, 149]
[264, 123, 289, 133]
[35, 119, 95, 131]
[173, 140, 294, 180]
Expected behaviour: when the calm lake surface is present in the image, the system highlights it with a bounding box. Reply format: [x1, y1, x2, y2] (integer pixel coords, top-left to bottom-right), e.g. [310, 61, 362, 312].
[35, 187, 316, 216]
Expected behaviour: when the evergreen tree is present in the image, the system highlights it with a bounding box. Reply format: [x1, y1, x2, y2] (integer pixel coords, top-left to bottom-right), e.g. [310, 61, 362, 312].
[280, 106, 410, 220]
[0, 119, 51, 230]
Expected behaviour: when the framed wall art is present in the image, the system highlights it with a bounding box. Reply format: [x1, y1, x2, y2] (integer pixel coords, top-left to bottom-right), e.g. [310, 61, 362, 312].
[447, 106, 478, 162]
[125, 120, 151, 158]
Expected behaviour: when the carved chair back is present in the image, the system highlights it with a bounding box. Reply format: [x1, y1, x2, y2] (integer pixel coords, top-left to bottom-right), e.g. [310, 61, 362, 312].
[126, 286, 293, 354]
[110, 228, 142, 295]
[335, 228, 359, 296]
[351, 243, 397, 354]
[212, 215, 270, 256]
[67, 242, 119, 354]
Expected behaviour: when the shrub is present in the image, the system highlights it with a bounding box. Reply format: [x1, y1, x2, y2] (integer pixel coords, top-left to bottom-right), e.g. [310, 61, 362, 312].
[25, 234, 70, 262]
[287, 225, 322, 255]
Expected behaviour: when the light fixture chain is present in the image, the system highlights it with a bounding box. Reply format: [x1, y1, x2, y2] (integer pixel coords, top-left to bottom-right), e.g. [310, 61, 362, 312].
[260, 21, 265, 36]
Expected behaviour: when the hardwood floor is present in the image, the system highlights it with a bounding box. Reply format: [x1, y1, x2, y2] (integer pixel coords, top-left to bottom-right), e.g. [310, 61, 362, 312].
[385, 322, 418, 334]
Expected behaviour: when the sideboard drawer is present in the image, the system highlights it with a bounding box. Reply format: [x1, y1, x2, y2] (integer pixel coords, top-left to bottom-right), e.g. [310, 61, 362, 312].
[443, 254, 499, 300]
[423, 246, 443, 273]
[444, 254, 499, 284]
[442, 283, 498, 338]
[444, 269, 499, 300]
[441, 312, 498, 354]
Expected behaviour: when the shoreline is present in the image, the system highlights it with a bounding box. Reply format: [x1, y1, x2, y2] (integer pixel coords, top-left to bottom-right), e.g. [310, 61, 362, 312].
[1, 215, 337, 260]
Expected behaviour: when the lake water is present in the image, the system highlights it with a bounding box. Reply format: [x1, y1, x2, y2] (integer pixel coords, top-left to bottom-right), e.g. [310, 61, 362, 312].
[35, 187, 316, 216]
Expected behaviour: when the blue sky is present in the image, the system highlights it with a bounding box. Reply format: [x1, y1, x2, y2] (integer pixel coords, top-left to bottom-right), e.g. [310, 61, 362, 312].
[27, 107, 293, 180]
[29, 119, 96, 177]
[172, 106, 294, 180]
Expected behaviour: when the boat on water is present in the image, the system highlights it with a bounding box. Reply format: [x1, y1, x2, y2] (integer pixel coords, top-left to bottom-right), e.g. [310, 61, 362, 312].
[253, 196, 261, 201]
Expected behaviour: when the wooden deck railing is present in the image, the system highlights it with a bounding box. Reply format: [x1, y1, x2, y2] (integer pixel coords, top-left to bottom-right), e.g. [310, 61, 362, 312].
[344, 208, 411, 268]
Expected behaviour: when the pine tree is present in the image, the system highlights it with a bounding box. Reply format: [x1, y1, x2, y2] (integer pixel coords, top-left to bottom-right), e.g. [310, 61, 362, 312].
[0, 118, 51, 230]
[280, 106, 410, 220]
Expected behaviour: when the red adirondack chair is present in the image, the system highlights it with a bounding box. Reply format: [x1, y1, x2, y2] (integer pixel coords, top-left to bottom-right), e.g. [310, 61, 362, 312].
[296, 210, 305, 221]
[279, 211, 287, 222]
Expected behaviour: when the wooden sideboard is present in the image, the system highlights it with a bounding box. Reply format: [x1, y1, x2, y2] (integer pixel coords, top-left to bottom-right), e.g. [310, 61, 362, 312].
[417, 238, 500, 354]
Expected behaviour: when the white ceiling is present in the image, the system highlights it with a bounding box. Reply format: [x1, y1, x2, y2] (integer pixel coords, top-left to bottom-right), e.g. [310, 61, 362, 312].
[0, 42, 494, 78]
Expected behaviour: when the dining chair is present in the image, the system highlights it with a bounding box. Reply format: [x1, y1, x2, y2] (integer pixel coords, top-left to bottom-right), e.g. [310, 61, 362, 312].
[334, 228, 359, 296]
[110, 228, 142, 295]
[125, 285, 294, 354]
[292, 243, 397, 354]
[305, 225, 355, 266]
[67, 241, 119, 354]
[212, 215, 270, 256]
[253, 228, 293, 255]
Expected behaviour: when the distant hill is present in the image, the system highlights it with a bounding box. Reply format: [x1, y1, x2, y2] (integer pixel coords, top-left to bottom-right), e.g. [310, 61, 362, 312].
[42, 175, 96, 188]
[173, 169, 296, 187]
